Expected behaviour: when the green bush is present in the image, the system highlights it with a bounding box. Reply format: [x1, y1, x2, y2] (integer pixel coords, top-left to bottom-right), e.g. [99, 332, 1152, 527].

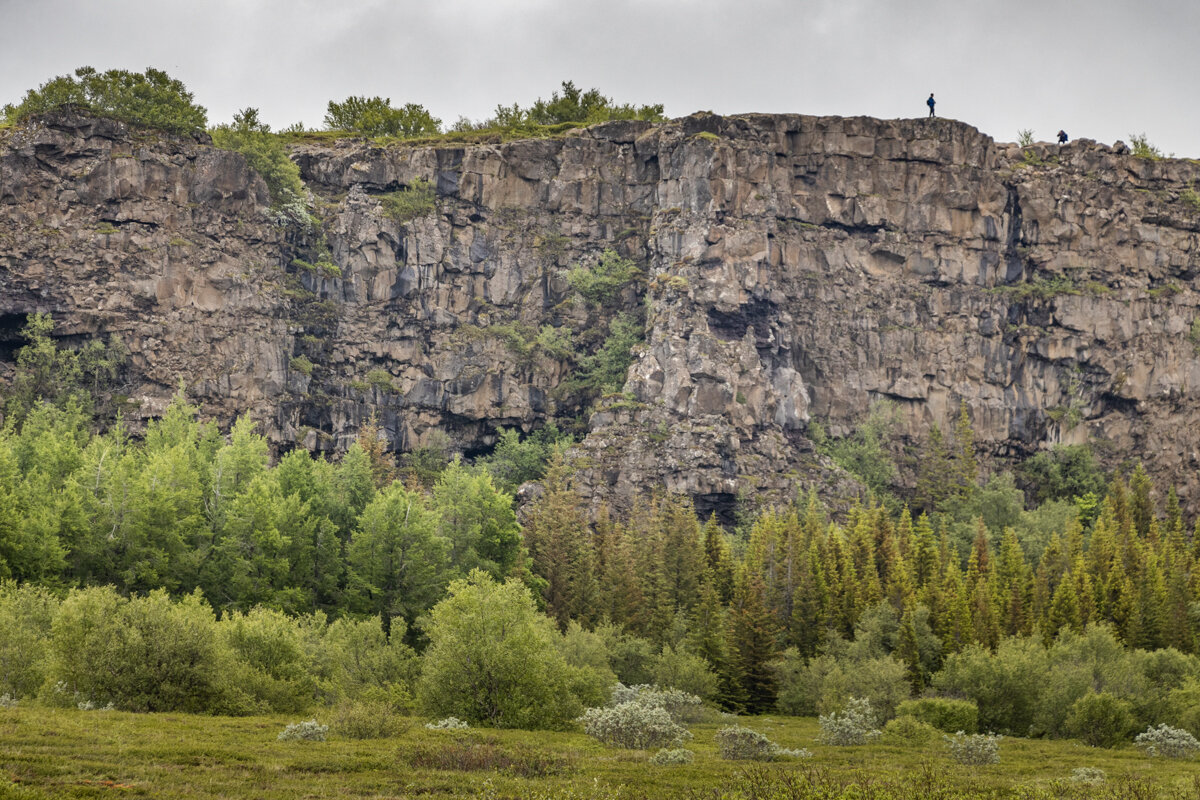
[416, 571, 608, 729]
[210, 107, 306, 209]
[378, 180, 436, 223]
[895, 697, 979, 734]
[289, 355, 314, 376]
[1065, 691, 1134, 747]
[0, 582, 58, 699]
[222, 607, 315, 713]
[324, 96, 440, 138]
[278, 719, 327, 742]
[945, 732, 1001, 765]
[48, 587, 237, 713]
[882, 715, 940, 744]
[932, 637, 1048, 735]
[328, 698, 409, 739]
[579, 701, 692, 749]
[716, 725, 810, 760]
[818, 697, 882, 746]
[4, 66, 207, 136]
[775, 650, 911, 721]
[566, 249, 642, 307]
[491, 81, 665, 129]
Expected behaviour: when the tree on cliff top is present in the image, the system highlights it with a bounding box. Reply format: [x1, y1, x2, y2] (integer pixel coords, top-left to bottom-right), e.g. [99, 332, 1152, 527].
[323, 96, 441, 138]
[3, 67, 207, 136]
[490, 81, 666, 130]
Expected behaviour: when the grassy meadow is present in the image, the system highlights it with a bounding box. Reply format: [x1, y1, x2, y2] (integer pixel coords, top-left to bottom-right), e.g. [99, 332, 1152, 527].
[2, 707, 1198, 800]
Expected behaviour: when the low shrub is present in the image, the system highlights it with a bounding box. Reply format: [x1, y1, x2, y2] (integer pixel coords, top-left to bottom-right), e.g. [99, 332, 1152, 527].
[882, 715, 939, 744]
[328, 699, 408, 740]
[608, 683, 707, 723]
[1064, 691, 1133, 747]
[714, 725, 811, 761]
[650, 748, 695, 765]
[406, 737, 567, 777]
[278, 719, 328, 742]
[818, 697, 881, 746]
[944, 732, 1001, 765]
[1134, 724, 1200, 759]
[425, 717, 469, 730]
[895, 697, 978, 733]
[1069, 767, 1106, 785]
[579, 701, 692, 750]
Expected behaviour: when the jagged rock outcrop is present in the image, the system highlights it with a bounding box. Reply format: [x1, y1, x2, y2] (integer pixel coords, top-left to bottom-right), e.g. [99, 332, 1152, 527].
[2, 109, 1199, 517]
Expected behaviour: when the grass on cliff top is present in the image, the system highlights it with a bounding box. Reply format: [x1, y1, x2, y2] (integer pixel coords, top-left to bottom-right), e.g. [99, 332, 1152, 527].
[2, 707, 1198, 800]
[280, 120, 590, 149]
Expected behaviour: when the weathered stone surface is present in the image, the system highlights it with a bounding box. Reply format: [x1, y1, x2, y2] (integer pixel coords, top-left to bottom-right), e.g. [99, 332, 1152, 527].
[3, 109, 1200, 516]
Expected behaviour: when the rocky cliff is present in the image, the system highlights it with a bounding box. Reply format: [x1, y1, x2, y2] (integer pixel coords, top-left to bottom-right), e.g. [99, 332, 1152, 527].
[3, 109, 1199, 517]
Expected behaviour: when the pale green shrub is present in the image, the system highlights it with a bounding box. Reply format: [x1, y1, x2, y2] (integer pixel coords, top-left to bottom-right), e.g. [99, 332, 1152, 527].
[608, 683, 706, 723]
[278, 719, 328, 742]
[650, 747, 695, 765]
[818, 697, 881, 745]
[714, 725, 811, 761]
[425, 716, 469, 730]
[1069, 767, 1106, 785]
[579, 701, 692, 749]
[0, 694, 16, 708]
[1134, 724, 1200, 759]
[945, 732, 1001, 765]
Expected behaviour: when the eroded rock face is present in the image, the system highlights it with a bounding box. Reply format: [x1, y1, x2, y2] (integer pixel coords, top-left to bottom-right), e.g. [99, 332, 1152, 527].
[3, 110, 1199, 515]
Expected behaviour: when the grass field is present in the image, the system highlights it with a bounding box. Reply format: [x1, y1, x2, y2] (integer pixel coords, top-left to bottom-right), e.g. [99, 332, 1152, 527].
[2, 707, 1198, 799]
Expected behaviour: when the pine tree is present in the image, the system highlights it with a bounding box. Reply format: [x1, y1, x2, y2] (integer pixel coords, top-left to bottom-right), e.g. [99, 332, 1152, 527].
[896, 609, 924, 692]
[727, 568, 778, 714]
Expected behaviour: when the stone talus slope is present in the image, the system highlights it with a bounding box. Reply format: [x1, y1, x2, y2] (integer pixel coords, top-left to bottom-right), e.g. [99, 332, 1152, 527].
[2, 110, 1199, 514]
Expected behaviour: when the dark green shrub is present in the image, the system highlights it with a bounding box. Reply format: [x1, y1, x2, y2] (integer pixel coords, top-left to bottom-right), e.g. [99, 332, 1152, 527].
[324, 96, 440, 137]
[566, 250, 642, 307]
[895, 697, 979, 734]
[1065, 692, 1134, 747]
[4, 66, 206, 136]
[882, 715, 940, 744]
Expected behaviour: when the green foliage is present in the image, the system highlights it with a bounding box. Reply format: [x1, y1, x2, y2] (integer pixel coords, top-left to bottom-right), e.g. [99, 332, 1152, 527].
[416, 570, 606, 729]
[210, 107, 307, 209]
[3, 66, 207, 135]
[378, 179, 436, 222]
[1189, 318, 1200, 354]
[0, 582, 58, 698]
[1135, 723, 1200, 758]
[327, 698, 409, 739]
[1018, 444, 1107, 505]
[895, 697, 979, 734]
[478, 425, 572, 494]
[491, 81, 665, 131]
[4, 313, 127, 427]
[364, 368, 395, 391]
[323, 96, 441, 138]
[1181, 187, 1200, 210]
[579, 700, 692, 749]
[882, 715, 940, 744]
[278, 719, 327, 741]
[1065, 691, 1134, 747]
[431, 458, 522, 579]
[933, 636, 1049, 735]
[565, 312, 644, 399]
[47, 587, 237, 713]
[1017, 129, 1035, 147]
[810, 400, 899, 497]
[715, 725, 809, 760]
[991, 275, 1086, 301]
[289, 355, 314, 376]
[566, 249, 643, 307]
[1128, 133, 1165, 160]
[774, 649, 911, 721]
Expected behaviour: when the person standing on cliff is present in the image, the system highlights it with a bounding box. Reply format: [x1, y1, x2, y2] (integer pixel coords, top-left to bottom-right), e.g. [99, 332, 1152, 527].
[927, 93, 935, 117]
[1057, 130, 1068, 144]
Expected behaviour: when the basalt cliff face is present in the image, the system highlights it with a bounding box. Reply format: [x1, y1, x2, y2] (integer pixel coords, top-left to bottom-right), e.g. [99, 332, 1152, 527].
[2, 109, 1199, 516]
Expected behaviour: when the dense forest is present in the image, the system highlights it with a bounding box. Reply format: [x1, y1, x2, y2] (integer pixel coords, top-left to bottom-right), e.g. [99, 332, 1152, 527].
[1, 310, 1199, 745]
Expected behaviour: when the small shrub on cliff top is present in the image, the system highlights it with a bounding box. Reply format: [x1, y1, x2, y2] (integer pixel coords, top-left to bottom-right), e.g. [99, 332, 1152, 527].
[324, 96, 441, 138]
[4, 66, 207, 136]
[210, 107, 306, 209]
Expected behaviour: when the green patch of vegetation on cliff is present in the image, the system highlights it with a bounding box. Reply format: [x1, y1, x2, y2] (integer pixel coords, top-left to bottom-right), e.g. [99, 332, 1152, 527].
[3, 66, 207, 136]
[988, 275, 1110, 301]
[210, 107, 308, 213]
[323, 96, 441, 138]
[378, 180, 436, 223]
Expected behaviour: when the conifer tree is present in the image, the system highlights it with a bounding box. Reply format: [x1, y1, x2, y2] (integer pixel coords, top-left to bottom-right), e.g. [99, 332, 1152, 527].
[896, 609, 924, 691]
[727, 567, 778, 714]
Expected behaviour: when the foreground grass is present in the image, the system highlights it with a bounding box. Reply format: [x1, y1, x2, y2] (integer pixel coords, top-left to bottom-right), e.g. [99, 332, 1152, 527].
[1, 708, 1198, 799]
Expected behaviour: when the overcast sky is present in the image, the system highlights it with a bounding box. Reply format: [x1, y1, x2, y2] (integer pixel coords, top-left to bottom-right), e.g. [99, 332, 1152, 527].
[2, 0, 1198, 157]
